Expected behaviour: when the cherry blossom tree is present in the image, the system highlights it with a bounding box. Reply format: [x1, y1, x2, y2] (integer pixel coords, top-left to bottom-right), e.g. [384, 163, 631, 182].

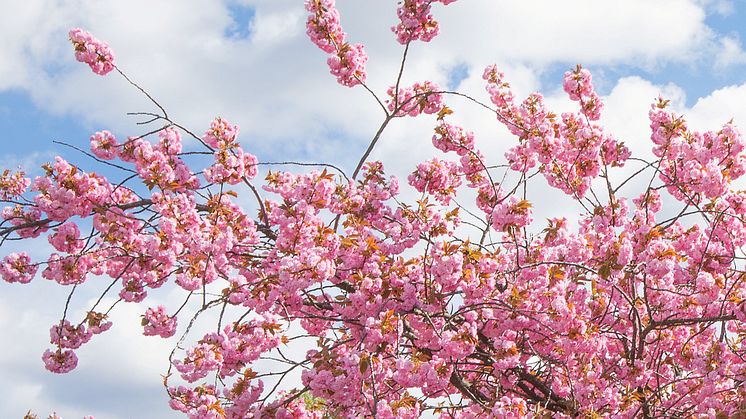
[4, 1, 746, 417]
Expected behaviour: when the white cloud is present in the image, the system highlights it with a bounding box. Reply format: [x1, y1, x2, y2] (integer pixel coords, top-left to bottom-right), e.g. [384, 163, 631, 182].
[714, 35, 746, 69]
[600, 76, 687, 160]
[697, 0, 735, 16]
[431, 0, 713, 68]
[248, 7, 304, 44]
[688, 82, 746, 134]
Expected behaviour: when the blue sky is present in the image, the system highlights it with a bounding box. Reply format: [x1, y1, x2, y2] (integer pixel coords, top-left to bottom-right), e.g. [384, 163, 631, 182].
[2, 0, 746, 418]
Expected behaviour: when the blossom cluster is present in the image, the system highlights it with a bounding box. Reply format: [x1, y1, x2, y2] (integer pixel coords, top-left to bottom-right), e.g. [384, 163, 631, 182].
[48, 222, 84, 253]
[305, 0, 367, 87]
[90, 130, 118, 160]
[124, 128, 200, 192]
[202, 118, 258, 185]
[1, 204, 45, 238]
[649, 98, 746, 201]
[42, 348, 78, 374]
[0, 252, 37, 284]
[392, 0, 459, 44]
[6, 17, 746, 419]
[68, 28, 115, 76]
[407, 158, 461, 204]
[484, 64, 630, 198]
[387, 81, 445, 117]
[563, 65, 604, 120]
[169, 317, 283, 416]
[32, 156, 112, 220]
[142, 306, 177, 338]
[0, 169, 30, 199]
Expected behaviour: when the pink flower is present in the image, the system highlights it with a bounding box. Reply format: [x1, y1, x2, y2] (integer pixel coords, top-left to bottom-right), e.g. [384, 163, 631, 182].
[48, 221, 84, 253]
[42, 253, 96, 285]
[305, 0, 368, 87]
[0, 252, 37, 284]
[408, 158, 462, 204]
[202, 117, 239, 149]
[85, 312, 112, 335]
[2, 204, 46, 238]
[69, 28, 115, 76]
[392, 0, 441, 44]
[387, 81, 444, 117]
[563, 65, 603, 120]
[50, 320, 92, 349]
[432, 121, 475, 155]
[142, 306, 177, 338]
[173, 342, 224, 382]
[491, 195, 533, 233]
[0, 169, 30, 199]
[42, 348, 78, 373]
[326, 42, 367, 87]
[90, 130, 118, 160]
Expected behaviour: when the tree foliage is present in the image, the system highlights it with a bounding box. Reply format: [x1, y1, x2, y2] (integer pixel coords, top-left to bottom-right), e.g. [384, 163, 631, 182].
[3, 1, 746, 417]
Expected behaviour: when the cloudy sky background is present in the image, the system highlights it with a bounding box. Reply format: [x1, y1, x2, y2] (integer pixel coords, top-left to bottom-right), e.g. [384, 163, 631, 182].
[2, 0, 746, 417]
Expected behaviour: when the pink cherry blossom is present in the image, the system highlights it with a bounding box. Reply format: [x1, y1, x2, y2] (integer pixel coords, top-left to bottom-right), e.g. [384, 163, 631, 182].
[305, 0, 368, 87]
[69, 28, 115, 76]
[0, 169, 30, 199]
[142, 306, 177, 338]
[388, 81, 445, 117]
[90, 130, 118, 160]
[48, 221, 85, 253]
[42, 348, 78, 374]
[0, 252, 37, 284]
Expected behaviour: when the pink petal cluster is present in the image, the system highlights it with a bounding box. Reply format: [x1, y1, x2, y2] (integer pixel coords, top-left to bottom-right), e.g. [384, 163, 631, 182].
[432, 121, 475, 154]
[393, 0, 440, 44]
[387, 81, 444, 117]
[169, 317, 283, 413]
[50, 320, 92, 349]
[48, 221, 84, 253]
[269, 391, 324, 419]
[202, 117, 239, 149]
[305, 0, 367, 87]
[563, 65, 604, 120]
[85, 312, 112, 335]
[90, 130, 118, 160]
[0, 169, 30, 199]
[392, 0, 458, 44]
[32, 157, 112, 221]
[484, 64, 630, 198]
[0, 252, 37, 284]
[649, 98, 746, 201]
[483, 65, 521, 133]
[122, 128, 200, 192]
[2, 204, 46, 238]
[408, 158, 461, 204]
[174, 342, 225, 382]
[168, 384, 222, 418]
[69, 28, 115, 76]
[490, 195, 533, 233]
[430, 121, 504, 219]
[42, 253, 97, 285]
[202, 118, 258, 185]
[142, 306, 177, 338]
[42, 348, 78, 374]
